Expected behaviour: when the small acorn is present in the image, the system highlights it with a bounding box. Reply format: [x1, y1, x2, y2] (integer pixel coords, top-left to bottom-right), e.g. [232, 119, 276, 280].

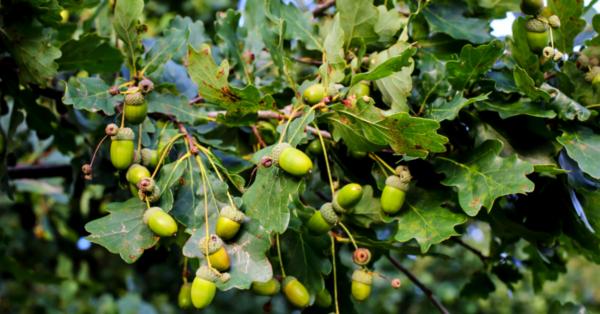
[303, 84, 325, 105]
[199, 235, 230, 271]
[132, 150, 142, 165]
[143, 207, 178, 237]
[353, 248, 372, 266]
[282, 276, 310, 308]
[350, 82, 370, 99]
[543, 47, 554, 59]
[520, 0, 543, 15]
[525, 17, 549, 55]
[555, 246, 569, 264]
[215, 206, 245, 240]
[392, 279, 401, 289]
[110, 127, 135, 170]
[271, 143, 313, 177]
[578, 55, 590, 70]
[315, 288, 332, 308]
[191, 266, 218, 309]
[257, 121, 279, 145]
[109, 86, 120, 96]
[178, 283, 193, 309]
[219, 272, 231, 283]
[332, 183, 363, 214]
[139, 184, 161, 203]
[137, 177, 156, 193]
[549, 15, 560, 29]
[124, 86, 148, 125]
[307, 139, 324, 156]
[138, 79, 155, 94]
[105, 123, 119, 136]
[553, 51, 563, 63]
[584, 66, 600, 84]
[307, 203, 338, 236]
[592, 57, 600, 67]
[126, 164, 151, 196]
[250, 278, 281, 296]
[351, 270, 373, 302]
[82, 164, 92, 175]
[381, 166, 411, 215]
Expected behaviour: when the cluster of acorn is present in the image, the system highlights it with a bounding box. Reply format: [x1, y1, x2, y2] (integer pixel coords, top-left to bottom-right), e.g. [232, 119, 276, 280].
[576, 46, 600, 89]
[522, 0, 562, 61]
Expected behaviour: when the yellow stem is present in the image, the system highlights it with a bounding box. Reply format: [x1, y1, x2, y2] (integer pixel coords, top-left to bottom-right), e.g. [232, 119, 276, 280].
[120, 87, 140, 94]
[278, 106, 303, 144]
[138, 124, 142, 152]
[276, 233, 286, 277]
[287, 104, 324, 144]
[331, 234, 340, 314]
[196, 144, 237, 207]
[120, 104, 126, 129]
[369, 153, 395, 174]
[151, 134, 186, 178]
[338, 222, 358, 250]
[312, 122, 335, 196]
[196, 154, 221, 275]
[369, 154, 390, 177]
[183, 257, 188, 284]
[145, 197, 150, 209]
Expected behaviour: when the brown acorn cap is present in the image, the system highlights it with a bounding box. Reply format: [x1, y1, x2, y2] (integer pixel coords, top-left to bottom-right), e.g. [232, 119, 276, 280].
[196, 266, 218, 282]
[109, 86, 120, 96]
[141, 148, 153, 167]
[353, 248, 372, 266]
[137, 177, 156, 192]
[139, 79, 155, 94]
[105, 123, 119, 136]
[271, 142, 292, 168]
[82, 164, 92, 175]
[281, 276, 299, 289]
[124, 86, 146, 106]
[199, 234, 224, 255]
[219, 272, 231, 283]
[139, 185, 161, 203]
[525, 18, 549, 33]
[132, 150, 142, 165]
[351, 270, 373, 285]
[331, 194, 347, 214]
[143, 207, 164, 224]
[220, 206, 245, 224]
[585, 66, 600, 83]
[111, 127, 134, 141]
[320, 203, 338, 224]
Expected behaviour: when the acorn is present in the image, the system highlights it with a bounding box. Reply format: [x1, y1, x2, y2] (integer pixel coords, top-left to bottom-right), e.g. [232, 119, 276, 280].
[350, 150, 367, 160]
[110, 127, 134, 170]
[257, 121, 279, 145]
[126, 164, 151, 196]
[105, 123, 119, 136]
[137, 177, 156, 193]
[520, 0, 543, 15]
[139, 184, 161, 203]
[353, 248, 372, 266]
[381, 166, 411, 215]
[578, 55, 590, 70]
[215, 206, 245, 240]
[124, 86, 147, 125]
[315, 288, 332, 308]
[307, 139, 324, 156]
[549, 15, 560, 29]
[525, 17, 549, 55]
[138, 79, 155, 94]
[307, 203, 338, 236]
[349, 82, 370, 99]
[143, 207, 178, 237]
[178, 283, 193, 309]
[199, 235, 230, 271]
[332, 183, 363, 214]
[271, 143, 313, 177]
[281, 276, 310, 308]
[219, 272, 231, 283]
[543, 47, 554, 59]
[303, 84, 325, 105]
[351, 270, 373, 302]
[585, 66, 600, 83]
[251, 278, 281, 296]
[555, 246, 569, 264]
[132, 150, 142, 165]
[553, 51, 563, 63]
[191, 266, 218, 309]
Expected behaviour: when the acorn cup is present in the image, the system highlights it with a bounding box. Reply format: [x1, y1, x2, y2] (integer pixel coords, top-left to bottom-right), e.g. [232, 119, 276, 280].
[110, 127, 135, 170]
[332, 183, 363, 214]
[281, 276, 310, 308]
[126, 164, 150, 196]
[250, 278, 281, 296]
[191, 266, 218, 309]
[315, 288, 332, 308]
[199, 235, 230, 271]
[124, 86, 147, 125]
[271, 143, 313, 177]
[381, 166, 411, 215]
[525, 17, 549, 55]
[303, 84, 325, 105]
[178, 283, 193, 309]
[351, 270, 373, 302]
[143, 207, 178, 237]
[353, 248, 372, 266]
[215, 206, 245, 240]
[307, 203, 338, 236]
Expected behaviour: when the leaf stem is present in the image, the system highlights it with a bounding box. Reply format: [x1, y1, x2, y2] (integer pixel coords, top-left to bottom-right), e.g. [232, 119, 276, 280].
[331, 234, 340, 314]
[145, 197, 150, 209]
[196, 144, 237, 208]
[369, 153, 395, 174]
[369, 153, 390, 177]
[287, 103, 324, 144]
[276, 233, 286, 277]
[195, 154, 221, 276]
[138, 124, 142, 152]
[278, 106, 304, 144]
[183, 257, 188, 284]
[120, 88, 140, 94]
[120, 104, 126, 129]
[312, 122, 335, 195]
[338, 222, 358, 250]
[151, 133, 186, 178]
[366, 271, 395, 285]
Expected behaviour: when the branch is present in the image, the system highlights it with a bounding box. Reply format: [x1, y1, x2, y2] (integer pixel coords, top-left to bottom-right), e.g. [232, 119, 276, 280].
[7, 164, 73, 180]
[306, 126, 331, 139]
[251, 125, 268, 148]
[315, 190, 332, 202]
[387, 255, 450, 314]
[544, 72, 556, 80]
[311, 0, 336, 17]
[149, 112, 198, 155]
[294, 58, 323, 65]
[451, 237, 489, 268]
[207, 109, 302, 120]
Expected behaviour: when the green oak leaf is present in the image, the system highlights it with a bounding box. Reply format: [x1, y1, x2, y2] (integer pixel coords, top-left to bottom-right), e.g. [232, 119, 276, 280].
[275, 107, 315, 147]
[187, 44, 278, 116]
[524, 245, 566, 293]
[548, 301, 588, 314]
[513, 66, 550, 102]
[561, 60, 600, 107]
[349, 47, 416, 89]
[182, 218, 272, 291]
[474, 100, 556, 119]
[422, 4, 494, 44]
[541, 84, 592, 121]
[369, 41, 415, 113]
[446, 39, 504, 91]
[215, 9, 253, 83]
[147, 93, 209, 126]
[319, 13, 345, 88]
[62, 77, 125, 115]
[460, 272, 496, 299]
[510, 17, 543, 84]
[266, 0, 323, 51]
[483, 70, 520, 94]
[141, 26, 190, 75]
[56, 34, 124, 73]
[374, 5, 406, 44]
[586, 14, 600, 46]
[434, 139, 535, 216]
[424, 92, 489, 122]
[168, 16, 209, 65]
[328, 96, 448, 157]
[547, 0, 586, 54]
[113, 0, 146, 73]
[259, 18, 287, 72]
[557, 122, 600, 179]
[383, 183, 467, 253]
[338, 0, 379, 50]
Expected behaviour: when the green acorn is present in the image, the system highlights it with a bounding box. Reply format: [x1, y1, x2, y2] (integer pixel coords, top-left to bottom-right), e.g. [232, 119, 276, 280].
[271, 143, 313, 177]
[351, 270, 373, 302]
[191, 266, 218, 309]
[381, 166, 411, 215]
[525, 17, 549, 55]
[303, 84, 325, 105]
[126, 164, 150, 196]
[585, 66, 600, 83]
[348, 82, 370, 99]
[124, 86, 147, 125]
[143, 207, 178, 237]
[520, 0, 543, 15]
[555, 246, 569, 264]
[251, 278, 281, 296]
[110, 127, 134, 170]
[307, 203, 338, 236]
[215, 206, 245, 240]
[178, 283, 193, 309]
[307, 139, 324, 156]
[332, 183, 363, 214]
[282, 276, 310, 308]
[315, 288, 332, 308]
[199, 235, 230, 271]
[257, 121, 279, 145]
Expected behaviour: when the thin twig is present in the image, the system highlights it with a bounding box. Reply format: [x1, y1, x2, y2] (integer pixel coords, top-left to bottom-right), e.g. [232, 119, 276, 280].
[387, 255, 450, 314]
[306, 126, 332, 139]
[189, 96, 203, 105]
[207, 109, 302, 120]
[311, 0, 336, 17]
[315, 190, 333, 202]
[451, 237, 489, 268]
[294, 58, 324, 65]
[544, 72, 556, 80]
[178, 123, 199, 155]
[251, 125, 267, 148]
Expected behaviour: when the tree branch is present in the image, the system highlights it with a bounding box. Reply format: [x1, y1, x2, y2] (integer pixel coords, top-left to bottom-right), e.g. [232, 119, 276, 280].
[7, 164, 73, 180]
[251, 125, 267, 148]
[315, 190, 332, 202]
[311, 0, 336, 17]
[451, 237, 489, 268]
[388, 255, 450, 314]
[306, 126, 331, 139]
[294, 58, 324, 65]
[207, 109, 302, 120]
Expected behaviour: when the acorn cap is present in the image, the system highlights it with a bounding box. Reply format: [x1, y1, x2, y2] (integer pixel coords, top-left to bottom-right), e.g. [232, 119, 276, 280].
[525, 18, 549, 33]
[351, 270, 373, 285]
[543, 47, 555, 59]
[143, 207, 164, 225]
[139, 185, 161, 203]
[579, 55, 590, 69]
[591, 57, 599, 67]
[219, 272, 231, 283]
[271, 143, 291, 168]
[111, 127, 134, 141]
[281, 276, 299, 289]
[272, 279, 282, 294]
[332, 195, 347, 214]
[320, 203, 338, 224]
[141, 148, 153, 167]
[386, 175, 410, 192]
[554, 51, 563, 62]
[585, 66, 600, 83]
[124, 86, 146, 106]
[137, 177, 156, 192]
[199, 235, 224, 255]
[133, 150, 142, 165]
[196, 266, 218, 282]
[549, 15, 560, 29]
[220, 206, 245, 223]
[139, 79, 155, 94]
[105, 123, 119, 136]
